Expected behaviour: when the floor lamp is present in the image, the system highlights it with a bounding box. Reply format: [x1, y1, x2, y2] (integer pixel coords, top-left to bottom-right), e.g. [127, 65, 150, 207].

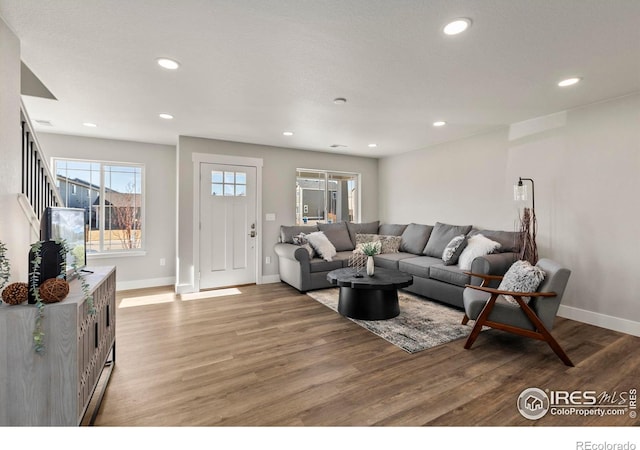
[514, 177, 538, 264]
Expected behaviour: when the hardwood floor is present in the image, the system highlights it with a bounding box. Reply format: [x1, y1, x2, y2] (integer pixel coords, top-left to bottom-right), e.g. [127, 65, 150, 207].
[92, 282, 640, 427]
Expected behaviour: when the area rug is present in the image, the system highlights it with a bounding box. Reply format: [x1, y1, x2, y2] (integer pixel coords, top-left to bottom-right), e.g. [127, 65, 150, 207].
[306, 288, 473, 353]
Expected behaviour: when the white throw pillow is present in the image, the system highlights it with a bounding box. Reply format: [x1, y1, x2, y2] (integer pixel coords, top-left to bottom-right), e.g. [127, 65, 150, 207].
[457, 233, 501, 271]
[498, 260, 546, 305]
[305, 231, 337, 261]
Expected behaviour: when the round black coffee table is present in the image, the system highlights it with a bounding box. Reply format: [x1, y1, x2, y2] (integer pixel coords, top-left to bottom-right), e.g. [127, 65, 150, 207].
[327, 267, 413, 320]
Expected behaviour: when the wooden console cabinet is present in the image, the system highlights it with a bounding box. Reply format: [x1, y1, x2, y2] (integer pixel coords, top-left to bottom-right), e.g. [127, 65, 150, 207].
[0, 266, 116, 426]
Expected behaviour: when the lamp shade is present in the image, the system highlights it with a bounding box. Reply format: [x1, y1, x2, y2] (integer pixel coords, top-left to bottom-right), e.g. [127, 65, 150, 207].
[514, 183, 528, 202]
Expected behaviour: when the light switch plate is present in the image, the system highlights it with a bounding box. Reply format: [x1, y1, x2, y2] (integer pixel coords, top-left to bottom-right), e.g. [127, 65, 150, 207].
[265, 213, 276, 221]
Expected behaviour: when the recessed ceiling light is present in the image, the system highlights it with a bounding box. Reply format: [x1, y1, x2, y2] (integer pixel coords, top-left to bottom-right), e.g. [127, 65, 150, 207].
[82, 122, 97, 128]
[433, 121, 447, 127]
[159, 113, 174, 119]
[283, 131, 294, 136]
[368, 143, 377, 148]
[558, 77, 581, 87]
[443, 18, 471, 35]
[333, 97, 347, 104]
[156, 58, 180, 70]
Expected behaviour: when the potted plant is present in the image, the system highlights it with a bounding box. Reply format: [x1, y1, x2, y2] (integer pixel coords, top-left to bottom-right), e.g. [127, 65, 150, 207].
[359, 241, 381, 276]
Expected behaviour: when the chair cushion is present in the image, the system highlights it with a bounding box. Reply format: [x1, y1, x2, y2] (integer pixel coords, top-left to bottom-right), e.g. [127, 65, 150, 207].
[441, 234, 468, 265]
[318, 222, 354, 251]
[429, 264, 471, 287]
[498, 260, 546, 304]
[463, 287, 536, 331]
[346, 221, 379, 247]
[423, 222, 472, 257]
[398, 256, 443, 278]
[400, 223, 434, 254]
[305, 231, 337, 261]
[457, 234, 501, 271]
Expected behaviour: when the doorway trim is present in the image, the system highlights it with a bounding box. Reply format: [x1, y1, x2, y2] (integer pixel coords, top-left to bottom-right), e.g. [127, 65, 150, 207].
[192, 152, 263, 292]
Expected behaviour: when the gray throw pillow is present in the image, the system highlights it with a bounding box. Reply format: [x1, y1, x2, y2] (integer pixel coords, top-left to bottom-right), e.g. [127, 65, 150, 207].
[317, 221, 354, 251]
[423, 222, 472, 257]
[346, 221, 380, 247]
[498, 260, 546, 304]
[441, 234, 468, 265]
[292, 233, 315, 258]
[468, 228, 522, 253]
[400, 223, 434, 255]
[378, 223, 408, 236]
[280, 225, 318, 243]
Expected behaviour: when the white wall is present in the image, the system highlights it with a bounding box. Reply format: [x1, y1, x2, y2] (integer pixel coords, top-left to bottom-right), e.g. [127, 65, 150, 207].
[0, 17, 35, 283]
[177, 136, 378, 293]
[379, 93, 640, 336]
[38, 133, 177, 290]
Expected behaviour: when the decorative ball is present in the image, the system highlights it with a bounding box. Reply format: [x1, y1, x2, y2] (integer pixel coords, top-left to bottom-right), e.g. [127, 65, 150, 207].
[2, 282, 29, 305]
[39, 278, 70, 304]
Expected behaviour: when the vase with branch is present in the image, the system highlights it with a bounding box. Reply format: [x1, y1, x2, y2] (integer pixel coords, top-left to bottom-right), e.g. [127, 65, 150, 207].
[360, 241, 381, 276]
[0, 241, 11, 293]
[514, 177, 538, 265]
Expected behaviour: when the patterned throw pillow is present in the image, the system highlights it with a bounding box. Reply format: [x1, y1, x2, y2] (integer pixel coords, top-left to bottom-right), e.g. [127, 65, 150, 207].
[441, 234, 467, 265]
[498, 260, 546, 305]
[305, 231, 337, 262]
[292, 233, 314, 258]
[354, 234, 402, 254]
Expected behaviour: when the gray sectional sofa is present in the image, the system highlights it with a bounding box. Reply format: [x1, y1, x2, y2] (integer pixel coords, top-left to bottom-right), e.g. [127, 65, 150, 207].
[273, 221, 520, 309]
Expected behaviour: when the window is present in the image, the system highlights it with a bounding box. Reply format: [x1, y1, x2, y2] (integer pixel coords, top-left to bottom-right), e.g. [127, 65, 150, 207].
[211, 170, 246, 196]
[54, 159, 144, 253]
[296, 169, 359, 225]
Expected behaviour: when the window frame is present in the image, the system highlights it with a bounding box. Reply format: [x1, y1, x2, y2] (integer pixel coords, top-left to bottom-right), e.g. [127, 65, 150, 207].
[296, 168, 361, 225]
[53, 157, 146, 255]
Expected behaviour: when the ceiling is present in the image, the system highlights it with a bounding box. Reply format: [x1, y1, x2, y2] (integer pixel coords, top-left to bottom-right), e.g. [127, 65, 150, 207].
[1, 0, 639, 158]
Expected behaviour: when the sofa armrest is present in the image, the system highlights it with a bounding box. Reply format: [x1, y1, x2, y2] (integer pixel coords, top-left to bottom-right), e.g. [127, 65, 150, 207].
[274, 242, 311, 263]
[469, 252, 518, 287]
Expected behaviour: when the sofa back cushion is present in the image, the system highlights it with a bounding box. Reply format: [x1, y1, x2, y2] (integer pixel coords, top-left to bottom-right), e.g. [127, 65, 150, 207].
[468, 228, 522, 253]
[280, 225, 318, 243]
[318, 221, 354, 251]
[346, 221, 380, 247]
[378, 223, 408, 236]
[423, 222, 472, 257]
[400, 223, 434, 255]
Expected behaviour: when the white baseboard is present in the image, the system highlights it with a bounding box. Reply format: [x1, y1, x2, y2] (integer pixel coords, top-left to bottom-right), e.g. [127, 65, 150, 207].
[116, 277, 175, 292]
[260, 274, 281, 284]
[175, 283, 195, 295]
[558, 305, 640, 337]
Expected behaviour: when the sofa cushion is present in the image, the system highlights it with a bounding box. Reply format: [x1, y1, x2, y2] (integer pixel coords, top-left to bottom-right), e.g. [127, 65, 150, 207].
[423, 222, 472, 257]
[373, 252, 416, 270]
[400, 223, 434, 255]
[458, 233, 501, 271]
[346, 221, 379, 247]
[441, 234, 468, 266]
[334, 251, 356, 268]
[429, 264, 471, 287]
[309, 257, 343, 273]
[378, 223, 408, 236]
[305, 231, 337, 261]
[398, 256, 443, 278]
[468, 228, 522, 253]
[318, 222, 354, 251]
[280, 225, 318, 243]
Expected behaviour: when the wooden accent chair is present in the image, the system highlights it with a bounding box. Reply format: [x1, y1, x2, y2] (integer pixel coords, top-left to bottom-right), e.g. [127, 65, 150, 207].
[461, 258, 573, 366]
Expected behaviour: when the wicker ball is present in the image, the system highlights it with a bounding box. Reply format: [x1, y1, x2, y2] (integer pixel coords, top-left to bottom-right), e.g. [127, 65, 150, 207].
[2, 282, 29, 305]
[39, 278, 70, 304]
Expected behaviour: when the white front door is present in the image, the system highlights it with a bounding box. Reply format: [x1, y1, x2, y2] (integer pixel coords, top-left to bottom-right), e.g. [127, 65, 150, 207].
[199, 163, 257, 289]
